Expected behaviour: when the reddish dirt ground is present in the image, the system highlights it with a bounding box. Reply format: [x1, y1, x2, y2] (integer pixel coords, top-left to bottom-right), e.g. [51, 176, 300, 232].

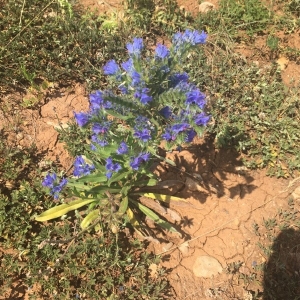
[1, 0, 300, 299]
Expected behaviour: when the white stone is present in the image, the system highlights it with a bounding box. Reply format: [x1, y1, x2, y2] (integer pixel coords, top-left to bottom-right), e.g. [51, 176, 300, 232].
[292, 186, 300, 200]
[193, 255, 223, 278]
[199, 2, 216, 13]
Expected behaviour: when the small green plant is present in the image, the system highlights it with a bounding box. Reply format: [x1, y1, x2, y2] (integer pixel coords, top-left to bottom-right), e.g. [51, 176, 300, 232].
[287, 0, 300, 16]
[187, 42, 300, 177]
[266, 34, 280, 59]
[226, 261, 243, 274]
[263, 217, 277, 230]
[123, 0, 190, 35]
[196, 0, 272, 38]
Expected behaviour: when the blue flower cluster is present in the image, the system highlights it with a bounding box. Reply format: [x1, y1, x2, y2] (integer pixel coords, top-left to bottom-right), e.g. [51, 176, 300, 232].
[172, 29, 207, 55]
[105, 157, 121, 179]
[42, 173, 68, 200]
[126, 38, 143, 57]
[130, 152, 150, 170]
[43, 29, 209, 200]
[73, 156, 95, 177]
[133, 116, 153, 143]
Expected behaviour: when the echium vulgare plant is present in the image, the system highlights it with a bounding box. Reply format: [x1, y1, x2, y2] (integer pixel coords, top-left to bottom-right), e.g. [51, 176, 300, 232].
[36, 29, 210, 233]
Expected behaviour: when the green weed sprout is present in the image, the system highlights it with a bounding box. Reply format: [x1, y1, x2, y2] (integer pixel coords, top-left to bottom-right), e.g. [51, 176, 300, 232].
[36, 29, 209, 233]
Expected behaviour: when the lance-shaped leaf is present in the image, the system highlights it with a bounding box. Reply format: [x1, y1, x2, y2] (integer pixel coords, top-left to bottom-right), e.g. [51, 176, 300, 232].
[127, 207, 139, 228]
[136, 193, 187, 203]
[132, 200, 177, 232]
[134, 178, 158, 187]
[118, 196, 128, 214]
[147, 146, 176, 166]
[80, 209, 100, 229]
[107, 170, 130, 186]
[74, 173, 108, 183]
[35, 199, 95, 222]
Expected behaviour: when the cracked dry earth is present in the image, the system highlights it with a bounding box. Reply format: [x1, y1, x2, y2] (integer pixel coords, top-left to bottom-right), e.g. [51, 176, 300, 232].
[146, 140, 300, 300]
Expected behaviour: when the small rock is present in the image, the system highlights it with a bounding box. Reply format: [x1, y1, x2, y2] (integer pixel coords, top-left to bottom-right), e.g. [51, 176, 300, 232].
[178, 241, 189, 255]
[199, 2, 215, 13]
[276, 56, 289, 70]
[162, 242, 174, 252]
[193, 255, 223, 278]
[292, 186, 300, 200]
[16, 132, 24, 140]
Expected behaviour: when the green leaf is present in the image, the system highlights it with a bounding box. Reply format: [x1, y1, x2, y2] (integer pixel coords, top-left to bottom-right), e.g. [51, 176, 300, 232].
[121, 185, 131, 196]
[132, 200, 177, 232]
[106, 109, 131, 120]
[35, 199, 95, 222]
[118, 196, 128, 214]
[137, 193, 187, 203]
[147, 146, 176, 166]
[134, 178, 158, 187]
[108, 170, 130, 186]
[89, 186, 121, 195]
[67, 181, 91, 190]
[78, 173, 108, 183]
[80, 209, 100, 229]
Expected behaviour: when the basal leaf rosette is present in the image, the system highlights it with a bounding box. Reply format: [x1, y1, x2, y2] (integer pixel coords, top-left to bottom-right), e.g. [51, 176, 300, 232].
[36, 29, 209, 233]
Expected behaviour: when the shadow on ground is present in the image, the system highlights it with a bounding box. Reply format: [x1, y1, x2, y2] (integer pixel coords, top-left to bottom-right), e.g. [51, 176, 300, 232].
[263, 228, 300, 300]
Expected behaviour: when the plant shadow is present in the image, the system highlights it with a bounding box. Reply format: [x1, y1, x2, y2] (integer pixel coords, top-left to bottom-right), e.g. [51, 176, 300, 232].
[263, 228, 300, 299]
[156, 135, 256, 205]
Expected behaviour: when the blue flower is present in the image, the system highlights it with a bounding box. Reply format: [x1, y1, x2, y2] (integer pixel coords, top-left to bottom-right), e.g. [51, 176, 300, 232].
[135, 116, 149, 124]
[73, 156, 95, 177]
[118, 84, 128, 94]
[186, 88, 206, 108]
[194, 113, 210, 126]
[155, 44, 170, 59]
[172, 30, 207, 55]
[185, 129, 197, 142]
[131, 70, 142, 87]
[91, 135, 108, 147]
[105, 157, 122, 179]
[130, 152, 150, 170]
[140, 152, 150, 161]
[162, 130, 173, 141]
[52, 178, 68, 199]
[190, 30, 207, 45]
[133, 128, 151, 142]
[169, 72, 189, 87]
[171, 123, 190, 134]
[140, 92, 152, 105]
[126, 38, 143, 57]
[172, 29, 207, 48]
[42, 173, 68, 200]
[159, 106, 172, 119]
[121, 58, 133, 72]
[134, 88, 152, 105]
[74, 112, 90, 127]
[174, 81, 191, 92]
[116, 141, 128, 154]
[103, 60, 120, 76]
[90, 90, 104, 112]
[92, 122, 110, 135]
[42, 173, 57, 188]
[89, 90, 113, 112]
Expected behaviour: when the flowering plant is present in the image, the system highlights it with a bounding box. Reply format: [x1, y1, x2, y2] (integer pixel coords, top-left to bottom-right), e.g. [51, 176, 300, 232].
[36, 29, 210, 233]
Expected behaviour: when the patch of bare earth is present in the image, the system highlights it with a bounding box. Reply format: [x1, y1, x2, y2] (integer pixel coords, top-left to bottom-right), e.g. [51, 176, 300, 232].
[1, 83, 89, 170]
[146, 138, 300, 299]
